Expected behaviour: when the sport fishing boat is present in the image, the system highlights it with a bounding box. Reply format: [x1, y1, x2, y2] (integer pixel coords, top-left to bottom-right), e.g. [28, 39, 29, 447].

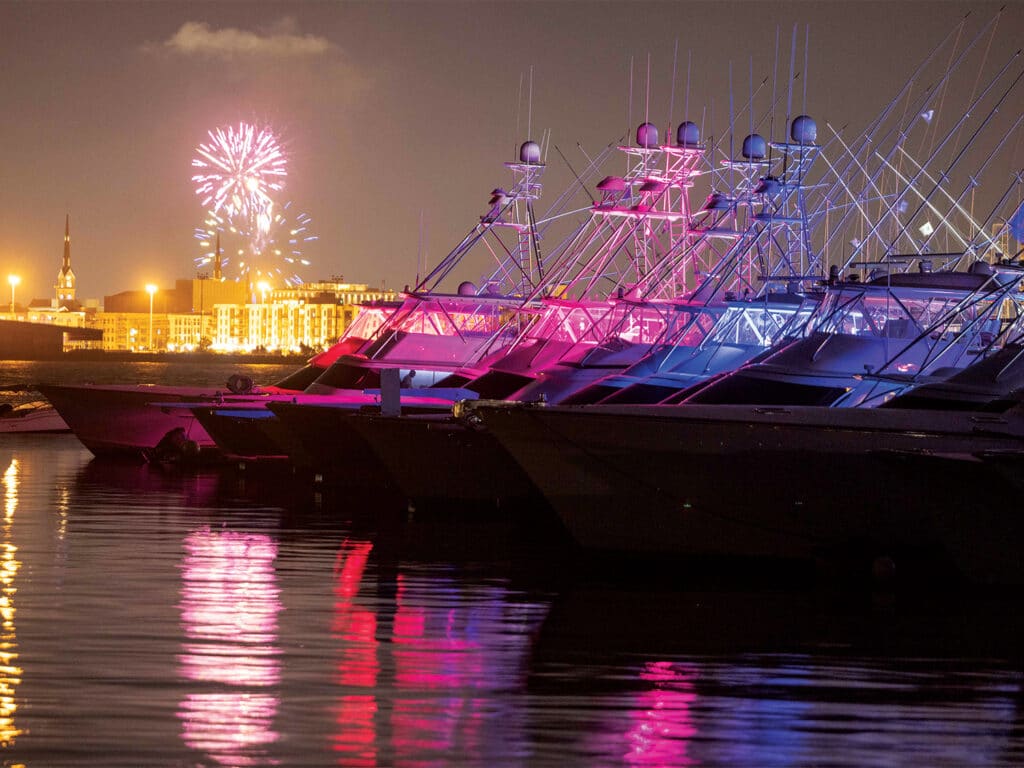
[465, 251, 1024, 579]
[271, 118, 717, 494]
[342, 113, 847, 509]
[259, 121, 711, 477]
[36, 300, 397, 460]
[682, 261, 1023, 408]
[457, 249, 1024, 555]
[469, 394, 1024, 584]
[462, 47, 1024, 565]
[189, 137, 590, 464]
[44, 135, 571, 463]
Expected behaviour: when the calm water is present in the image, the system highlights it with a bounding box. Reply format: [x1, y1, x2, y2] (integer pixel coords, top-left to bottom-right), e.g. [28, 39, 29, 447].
[1, 361, 1023, 767]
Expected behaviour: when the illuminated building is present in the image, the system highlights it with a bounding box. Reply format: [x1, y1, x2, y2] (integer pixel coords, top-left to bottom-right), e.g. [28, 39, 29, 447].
[4, 216, 395, 352]
[93, 279, 395, 352]
[208, 281, 392, 353]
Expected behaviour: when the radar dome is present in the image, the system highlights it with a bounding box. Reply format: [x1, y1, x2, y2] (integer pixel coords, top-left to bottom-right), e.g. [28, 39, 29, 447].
[791, 115, 817, 144]
[457, 281, 478, 296]
[636, 122, 659, 148]
[520, 141, 542, 164]
[741, 134, 767, 160]
[676, 121, 700, 147]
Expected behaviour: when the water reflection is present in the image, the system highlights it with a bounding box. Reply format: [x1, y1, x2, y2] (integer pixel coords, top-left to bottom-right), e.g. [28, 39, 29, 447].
[624, 661, 698, 766]
[77, 459, 225, 510]
[331, 540, 378, 766]
[328, 540, 550, 767]
[533, 586, 1024, 766]
[0, 459, 22, 747]
[390, 572, 491, 760]
[178, 528, 282, 765]
[4, 428, 1023, 766]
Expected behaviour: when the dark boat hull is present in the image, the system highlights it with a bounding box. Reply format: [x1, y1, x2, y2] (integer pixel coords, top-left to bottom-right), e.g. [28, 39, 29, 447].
[476, 402, 1024, 583]
[190, 406, 290, 461]
[267, 401, 399, 493]
[344, 412, 543, 511]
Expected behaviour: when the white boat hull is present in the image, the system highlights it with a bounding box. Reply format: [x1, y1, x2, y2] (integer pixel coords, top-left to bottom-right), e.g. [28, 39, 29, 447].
[0, 402, 70, 434]
[37, 384, 221, 460]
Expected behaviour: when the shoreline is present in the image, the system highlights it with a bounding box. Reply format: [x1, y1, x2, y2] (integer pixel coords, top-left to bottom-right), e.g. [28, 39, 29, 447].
[4, 350, 310, 365]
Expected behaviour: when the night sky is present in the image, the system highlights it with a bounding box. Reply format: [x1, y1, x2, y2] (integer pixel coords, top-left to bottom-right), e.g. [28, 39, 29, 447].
[0, 1, 1020, 304]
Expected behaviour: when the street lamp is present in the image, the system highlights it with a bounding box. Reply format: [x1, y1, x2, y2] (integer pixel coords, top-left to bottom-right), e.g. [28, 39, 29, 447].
[7, 275, 20, 314]
[145, 284, 158, 350]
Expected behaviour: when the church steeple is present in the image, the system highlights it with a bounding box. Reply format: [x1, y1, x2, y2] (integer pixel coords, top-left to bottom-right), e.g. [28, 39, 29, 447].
[214, 232, 223, 280]
[55, 214, 76, 306]
[62, 214, 71, 271]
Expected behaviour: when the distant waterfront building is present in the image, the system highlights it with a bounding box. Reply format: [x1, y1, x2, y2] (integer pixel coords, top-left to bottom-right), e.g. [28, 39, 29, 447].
[176, 277, 248, 314]
[4, 218, 397, 354]
[101, 279, 246, 315]
[93, 277, 396, 352]
[208, 280, 396, 353]
[92, 312, 164, 352]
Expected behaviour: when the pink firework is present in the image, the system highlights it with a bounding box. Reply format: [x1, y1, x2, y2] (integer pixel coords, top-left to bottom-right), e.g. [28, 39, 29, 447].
[191, 123, 287, 225]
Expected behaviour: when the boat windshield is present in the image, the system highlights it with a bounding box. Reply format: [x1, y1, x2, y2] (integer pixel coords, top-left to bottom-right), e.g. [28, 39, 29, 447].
[356, 295, 526, 366]
[526, 300, 707, 348]
[606, 303, 708, 346]
[698, 301, 810, 348]
[811, 286, 998, 341]
[525, 302, 618, 345]
[343, 304, 397, 342]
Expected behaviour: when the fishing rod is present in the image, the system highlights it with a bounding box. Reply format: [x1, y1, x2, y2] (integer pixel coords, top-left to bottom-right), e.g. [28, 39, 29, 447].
[882, 57, 1024, 257]
[837, 46, 1019, 268]
[814, 12, 997, 268]
[889, 114, 1024, 256]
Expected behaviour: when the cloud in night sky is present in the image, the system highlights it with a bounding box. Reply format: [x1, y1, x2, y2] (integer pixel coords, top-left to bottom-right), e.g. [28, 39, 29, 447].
[149, 19, 335, 59]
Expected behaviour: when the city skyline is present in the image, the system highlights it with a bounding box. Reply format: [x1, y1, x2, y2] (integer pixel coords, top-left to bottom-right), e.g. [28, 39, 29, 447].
[1, 1, 1021, 303]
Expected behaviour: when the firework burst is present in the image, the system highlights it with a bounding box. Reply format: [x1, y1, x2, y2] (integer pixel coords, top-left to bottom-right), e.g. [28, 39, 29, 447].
[191, 123, 287, 236]
[194, 201, 317, 287]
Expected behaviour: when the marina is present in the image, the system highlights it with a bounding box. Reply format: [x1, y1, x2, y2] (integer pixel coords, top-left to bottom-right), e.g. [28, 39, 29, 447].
[2, 420, 1024, 766]
[21, 21, 1024, 581]
[3, 1, 1024, 764]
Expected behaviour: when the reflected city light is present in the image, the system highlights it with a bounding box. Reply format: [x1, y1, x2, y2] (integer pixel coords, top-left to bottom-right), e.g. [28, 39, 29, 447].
[178, 528, 281, 764]
[0, 460, 23, 746]
[3, 461, 17, 522]
[55, 485, 70, 541]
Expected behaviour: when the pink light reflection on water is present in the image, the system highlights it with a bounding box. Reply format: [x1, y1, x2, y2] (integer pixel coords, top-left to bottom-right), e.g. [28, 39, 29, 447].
[330, 540, 379, 766]
[328, 548, 544, 766]
[624, 661, 699, 766]
[178, 528, 282, 765]
[389, 573, 488, 763]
